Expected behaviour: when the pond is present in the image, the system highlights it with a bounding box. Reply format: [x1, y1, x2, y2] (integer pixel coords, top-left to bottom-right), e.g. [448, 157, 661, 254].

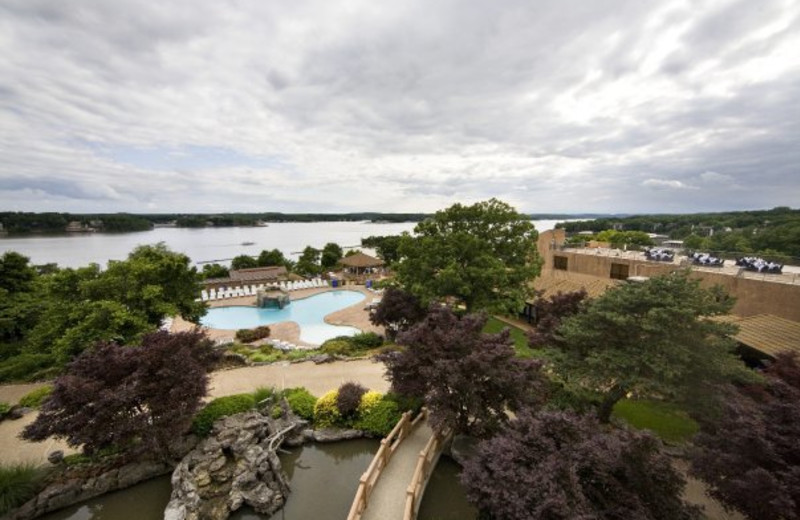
[200, 290, 365, 344]
[38, 440, 476, 520]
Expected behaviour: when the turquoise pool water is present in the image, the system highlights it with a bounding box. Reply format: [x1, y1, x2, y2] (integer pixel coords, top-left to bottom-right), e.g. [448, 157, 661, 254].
[201, 290, 365, 345]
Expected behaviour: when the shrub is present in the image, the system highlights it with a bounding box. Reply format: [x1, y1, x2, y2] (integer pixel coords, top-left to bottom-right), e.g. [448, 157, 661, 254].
[252, 386, 276, 405]
[285, 387, 317, 421]
[349, 332, 384, 350]
[313, 390, 341, 428]
[384, 392, 424, 415]
[319, 339, 353, 356]
[336, 382, 367, 420]
[271, 405, 284, 419]
[18, 385, 53, 409]
[359, 390, 384, 414]
[0, 402, 10, 418]
[0, 463, 39, 515]
[355, 399, 401, 437]
[192, 394, 256, 436]
[235, 326, 271, 343]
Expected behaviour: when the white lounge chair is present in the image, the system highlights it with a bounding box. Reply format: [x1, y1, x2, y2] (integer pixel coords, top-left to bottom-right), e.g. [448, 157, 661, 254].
[200, 290, 208, 301]
[208, 289, 216, 301]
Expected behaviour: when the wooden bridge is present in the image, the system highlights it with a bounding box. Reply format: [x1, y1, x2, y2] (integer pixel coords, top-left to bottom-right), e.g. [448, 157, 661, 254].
[347, 409, 453, 520]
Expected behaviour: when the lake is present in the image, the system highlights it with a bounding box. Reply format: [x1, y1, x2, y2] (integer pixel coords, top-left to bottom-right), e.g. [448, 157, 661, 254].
[0, 220, 567, 268]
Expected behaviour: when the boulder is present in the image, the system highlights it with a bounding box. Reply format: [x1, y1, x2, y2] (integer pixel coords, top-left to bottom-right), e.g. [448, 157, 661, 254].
[305, 428, 365, 443]
[165, 409, 298, 520]
[47, 450, 65, 465]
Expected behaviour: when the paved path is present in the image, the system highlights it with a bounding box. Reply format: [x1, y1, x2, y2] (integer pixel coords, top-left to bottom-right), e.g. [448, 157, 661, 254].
[0, 359, 388, 467]
[361, 420, 432, 520]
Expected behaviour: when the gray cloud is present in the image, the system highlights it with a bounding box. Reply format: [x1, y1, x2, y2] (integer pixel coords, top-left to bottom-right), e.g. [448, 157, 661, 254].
[0, 0, 798, 214]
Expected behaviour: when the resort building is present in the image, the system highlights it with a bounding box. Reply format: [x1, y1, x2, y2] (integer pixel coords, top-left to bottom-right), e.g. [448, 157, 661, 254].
[527, 229, 800, 359]
[203, 265, 289, 292]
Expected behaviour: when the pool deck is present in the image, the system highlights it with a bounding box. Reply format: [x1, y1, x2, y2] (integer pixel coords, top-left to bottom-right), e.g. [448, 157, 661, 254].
[172, 285, 384, 347]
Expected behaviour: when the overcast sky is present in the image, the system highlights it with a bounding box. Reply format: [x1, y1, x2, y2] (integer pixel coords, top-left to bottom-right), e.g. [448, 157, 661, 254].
[0, 0, 798, 214]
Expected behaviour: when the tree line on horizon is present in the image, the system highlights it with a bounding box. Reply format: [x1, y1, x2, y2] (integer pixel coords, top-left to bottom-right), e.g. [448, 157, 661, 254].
[557, 206, 800, 259]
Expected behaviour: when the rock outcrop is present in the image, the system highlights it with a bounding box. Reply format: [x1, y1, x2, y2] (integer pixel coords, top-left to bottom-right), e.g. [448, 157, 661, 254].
[164, 409, 303, 520]
[6, 459, 175, 520]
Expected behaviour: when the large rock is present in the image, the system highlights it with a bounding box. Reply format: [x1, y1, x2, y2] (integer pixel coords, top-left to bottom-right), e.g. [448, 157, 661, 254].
[304, 428, 365, 443]
[165, 408, 303, 520]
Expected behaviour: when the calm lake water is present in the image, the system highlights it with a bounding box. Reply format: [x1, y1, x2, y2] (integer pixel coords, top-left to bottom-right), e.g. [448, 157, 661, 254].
[0, 220, 565, 268]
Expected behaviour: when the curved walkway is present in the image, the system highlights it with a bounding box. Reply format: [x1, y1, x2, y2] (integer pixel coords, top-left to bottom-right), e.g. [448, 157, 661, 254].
[360, 421, 432, 520]
[0, 359, 388, 467]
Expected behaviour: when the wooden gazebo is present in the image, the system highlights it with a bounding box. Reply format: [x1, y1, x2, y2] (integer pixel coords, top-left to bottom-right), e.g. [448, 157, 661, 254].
[339, 252, 385, 281]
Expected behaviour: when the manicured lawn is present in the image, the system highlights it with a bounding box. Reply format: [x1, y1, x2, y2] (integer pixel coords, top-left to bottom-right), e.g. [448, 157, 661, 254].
[613, 399, 699, 444]
[483, 317, 533, 358]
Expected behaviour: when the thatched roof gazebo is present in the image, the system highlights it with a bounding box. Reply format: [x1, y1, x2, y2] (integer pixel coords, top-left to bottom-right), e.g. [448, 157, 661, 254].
[339, 252, 385, 277]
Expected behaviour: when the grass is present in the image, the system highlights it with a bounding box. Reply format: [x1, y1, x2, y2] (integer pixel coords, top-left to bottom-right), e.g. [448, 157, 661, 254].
[613, 399, 699, 444]
[483, 317, 533, 357]
[0, 463, 40, 515]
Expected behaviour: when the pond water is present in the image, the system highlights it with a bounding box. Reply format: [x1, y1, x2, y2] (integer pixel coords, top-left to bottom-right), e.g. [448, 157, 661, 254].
[418, 456, 477, 520]
[37, 440, 477, 520]
[200, 290, 365, 344]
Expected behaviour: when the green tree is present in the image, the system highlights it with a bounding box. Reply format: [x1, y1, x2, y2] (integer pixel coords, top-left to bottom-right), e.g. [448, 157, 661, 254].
[361, 235, 402, 265]
[395, 199, 541, 312]
[200, 263, 229, 279]
[257, 248, 290, 268]
[555, 271, 750, 423]
[85, 244, 205, 325]
[230, 255, 257, 270]
[320, 242, 343, 269]
[295, 246, 321, 276]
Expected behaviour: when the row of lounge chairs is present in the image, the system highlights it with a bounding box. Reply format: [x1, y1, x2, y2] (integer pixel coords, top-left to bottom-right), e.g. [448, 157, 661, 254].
[199, 278, 329, 301]
[736, 257, 783, 274]
[689, 252, 725, 267]
[644, 248, 675, 262]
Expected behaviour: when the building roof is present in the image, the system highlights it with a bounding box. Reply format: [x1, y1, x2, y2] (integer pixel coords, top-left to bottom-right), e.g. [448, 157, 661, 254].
[340, 252, 384, 268]
[230, 265, 288, 282]
[529, 269, 620, 302]
[718, 314, 800, 358]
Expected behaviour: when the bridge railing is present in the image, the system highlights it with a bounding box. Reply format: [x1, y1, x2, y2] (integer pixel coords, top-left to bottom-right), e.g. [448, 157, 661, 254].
[403, 425, 454, 520]
[346, 409, 427, 520]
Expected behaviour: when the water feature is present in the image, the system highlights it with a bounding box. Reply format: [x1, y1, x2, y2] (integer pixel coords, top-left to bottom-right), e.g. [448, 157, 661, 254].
[36, 439, 476, 520]
[39, 439, 379, 520]
[201, 290, 365, 344]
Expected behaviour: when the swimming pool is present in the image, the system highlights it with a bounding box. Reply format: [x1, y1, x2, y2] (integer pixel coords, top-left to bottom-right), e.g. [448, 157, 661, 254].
[200, 290, 365, 345]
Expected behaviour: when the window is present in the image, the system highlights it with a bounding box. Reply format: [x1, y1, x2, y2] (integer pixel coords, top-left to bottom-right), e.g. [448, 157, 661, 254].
[554, 256, 568, 271]
[610, 263, 629, 280]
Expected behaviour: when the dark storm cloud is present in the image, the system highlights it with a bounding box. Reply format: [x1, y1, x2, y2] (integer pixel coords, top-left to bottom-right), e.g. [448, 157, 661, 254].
[0, 0, 797, 213]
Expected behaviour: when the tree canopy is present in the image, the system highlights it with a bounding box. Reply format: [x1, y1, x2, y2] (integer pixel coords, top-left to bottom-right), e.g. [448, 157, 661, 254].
[294, 246, 322, 276]
[690, 351, 800, 520]
[462, 410, 701, 520]
[320, 242, 343, 269]
[0, 244, 205, 381]
[22, 330, 217, 460]
[554, 271, 749, 422]
[368, 287, 427, 341]
[378, 306, 546, 437]
[395, 199, 541, 312]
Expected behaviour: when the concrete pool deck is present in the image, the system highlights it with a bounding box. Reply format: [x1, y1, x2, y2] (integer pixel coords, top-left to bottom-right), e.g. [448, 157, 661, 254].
[172, 285, 384, 347]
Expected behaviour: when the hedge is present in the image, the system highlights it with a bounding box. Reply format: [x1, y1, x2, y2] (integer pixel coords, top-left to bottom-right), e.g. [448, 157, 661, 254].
[235, 326, 272, 343]
[355, 397, 401, 437]
[285, 387, 317, 421]
[192, 394, 256, 436]
[313, 390, 341, 428]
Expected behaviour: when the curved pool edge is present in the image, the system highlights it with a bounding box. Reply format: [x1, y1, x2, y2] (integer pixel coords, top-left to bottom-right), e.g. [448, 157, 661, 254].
[199, 287, 372, 346]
